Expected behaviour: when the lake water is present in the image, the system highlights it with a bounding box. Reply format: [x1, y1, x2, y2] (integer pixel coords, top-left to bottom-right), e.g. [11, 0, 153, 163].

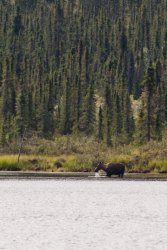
[0, 178, 167, 250]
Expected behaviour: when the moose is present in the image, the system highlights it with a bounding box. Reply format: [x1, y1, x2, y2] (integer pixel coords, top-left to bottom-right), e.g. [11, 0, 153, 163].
[95, 162, 125, 178]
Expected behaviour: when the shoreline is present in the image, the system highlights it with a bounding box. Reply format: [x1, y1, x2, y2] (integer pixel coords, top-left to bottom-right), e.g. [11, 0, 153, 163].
[0, 171, 167, 180]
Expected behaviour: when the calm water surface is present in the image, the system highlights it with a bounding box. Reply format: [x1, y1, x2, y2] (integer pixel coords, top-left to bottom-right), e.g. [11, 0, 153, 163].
[0, 178, 167, 250]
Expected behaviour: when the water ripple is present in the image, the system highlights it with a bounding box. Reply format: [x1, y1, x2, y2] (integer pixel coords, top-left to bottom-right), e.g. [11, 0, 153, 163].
[0, 180, 167, 250]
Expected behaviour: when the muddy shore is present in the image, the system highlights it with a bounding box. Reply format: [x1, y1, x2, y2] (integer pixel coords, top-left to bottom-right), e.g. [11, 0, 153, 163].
[0, 171, 167, 180]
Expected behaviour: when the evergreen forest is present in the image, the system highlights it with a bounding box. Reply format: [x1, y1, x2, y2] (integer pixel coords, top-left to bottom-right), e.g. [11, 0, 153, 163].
[0, 0, 167, 148]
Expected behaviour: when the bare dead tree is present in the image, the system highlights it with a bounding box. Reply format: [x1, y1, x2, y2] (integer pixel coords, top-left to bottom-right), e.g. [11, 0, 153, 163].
[17, 128, 26, 166]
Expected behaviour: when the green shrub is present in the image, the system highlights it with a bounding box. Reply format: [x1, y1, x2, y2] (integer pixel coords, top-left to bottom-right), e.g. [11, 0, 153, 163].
[0, 159, 21, 171]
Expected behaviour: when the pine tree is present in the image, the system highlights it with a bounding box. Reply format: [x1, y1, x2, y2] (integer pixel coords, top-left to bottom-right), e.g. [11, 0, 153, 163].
[0, 0, 166, 145]
[137, 64, 156, 142]
[154, 83, 165, 139]
[61, 77, 73, 135]
[98, 105, 104, 142]
[112, 92, 122, 145]
[122, 91, 134, 143]
[85, 83, 96, 136]
[105, 84, 112, 146]
[78, 83, 96, 135]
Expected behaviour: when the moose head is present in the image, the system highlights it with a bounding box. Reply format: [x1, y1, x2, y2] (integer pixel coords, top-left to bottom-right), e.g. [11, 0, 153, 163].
[94, 162, 104, 172]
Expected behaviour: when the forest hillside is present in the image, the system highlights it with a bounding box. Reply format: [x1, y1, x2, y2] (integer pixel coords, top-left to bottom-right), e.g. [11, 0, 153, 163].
[0, 0, 167, 148]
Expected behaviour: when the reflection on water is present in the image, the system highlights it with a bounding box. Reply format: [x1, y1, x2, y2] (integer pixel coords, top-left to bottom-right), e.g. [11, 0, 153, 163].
[0, 179, 167, 250]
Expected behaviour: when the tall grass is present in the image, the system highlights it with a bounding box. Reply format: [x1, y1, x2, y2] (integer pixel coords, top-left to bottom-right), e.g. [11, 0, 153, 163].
[0, 136, 167, 172]
[0, 155, 20, 171]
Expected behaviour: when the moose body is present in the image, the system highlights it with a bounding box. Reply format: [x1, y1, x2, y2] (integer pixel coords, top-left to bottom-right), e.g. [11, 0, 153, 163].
[95, 162, 125, 178]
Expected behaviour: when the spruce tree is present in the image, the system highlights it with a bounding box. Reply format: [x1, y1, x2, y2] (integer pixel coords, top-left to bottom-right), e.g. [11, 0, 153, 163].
[0, 0, 166, 145]
[98, 105, 104, 142]
[137, 64, 156, 142]
[105, 84, 112, 146]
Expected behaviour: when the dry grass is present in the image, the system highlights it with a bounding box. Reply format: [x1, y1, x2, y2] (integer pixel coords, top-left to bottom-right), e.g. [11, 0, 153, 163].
[0, 136, 167, 173]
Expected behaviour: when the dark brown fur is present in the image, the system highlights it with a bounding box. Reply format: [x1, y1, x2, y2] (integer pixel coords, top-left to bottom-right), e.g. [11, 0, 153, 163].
[95, 162, 125, 178]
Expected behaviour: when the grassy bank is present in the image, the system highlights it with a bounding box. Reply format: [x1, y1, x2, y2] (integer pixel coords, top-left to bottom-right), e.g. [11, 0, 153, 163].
[0, 136, 167, 173]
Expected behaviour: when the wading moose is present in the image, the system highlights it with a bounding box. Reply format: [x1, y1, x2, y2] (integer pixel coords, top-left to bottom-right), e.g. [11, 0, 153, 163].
[95, 162, 125, 178]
